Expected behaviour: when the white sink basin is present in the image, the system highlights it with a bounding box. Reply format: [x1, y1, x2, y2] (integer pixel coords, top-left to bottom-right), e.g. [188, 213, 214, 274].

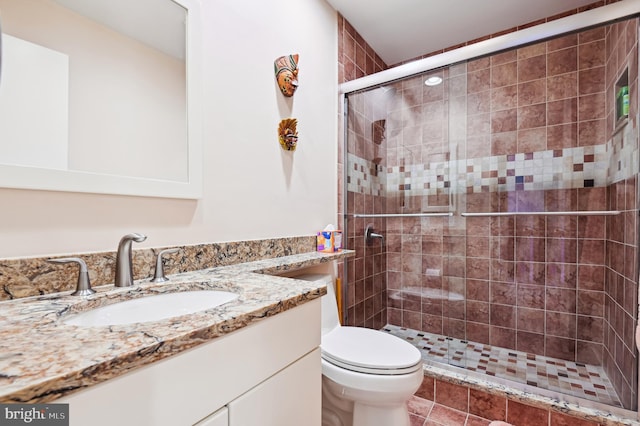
[64, 290, 239, 327]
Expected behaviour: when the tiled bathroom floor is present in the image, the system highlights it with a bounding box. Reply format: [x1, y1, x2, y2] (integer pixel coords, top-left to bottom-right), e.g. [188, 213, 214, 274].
[384, 324, 623, 408]
[408, 397, 492, 426]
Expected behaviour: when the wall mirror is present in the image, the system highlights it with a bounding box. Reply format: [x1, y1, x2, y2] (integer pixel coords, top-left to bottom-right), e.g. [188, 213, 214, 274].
[0, 0, 203, 199]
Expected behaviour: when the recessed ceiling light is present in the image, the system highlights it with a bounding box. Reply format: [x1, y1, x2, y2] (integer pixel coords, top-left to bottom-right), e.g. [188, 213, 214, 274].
[424, 76, 443, 86]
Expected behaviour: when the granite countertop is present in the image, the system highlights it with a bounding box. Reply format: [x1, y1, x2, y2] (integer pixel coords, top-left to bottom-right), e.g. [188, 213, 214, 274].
[0, 250, 353, 403]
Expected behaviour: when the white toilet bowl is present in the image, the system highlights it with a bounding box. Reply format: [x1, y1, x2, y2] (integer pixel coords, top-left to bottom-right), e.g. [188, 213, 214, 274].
[293, 273, 423, 426]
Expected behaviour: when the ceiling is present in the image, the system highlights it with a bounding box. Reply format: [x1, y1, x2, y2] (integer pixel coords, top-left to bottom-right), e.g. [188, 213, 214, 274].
[326, 0, 599, 65]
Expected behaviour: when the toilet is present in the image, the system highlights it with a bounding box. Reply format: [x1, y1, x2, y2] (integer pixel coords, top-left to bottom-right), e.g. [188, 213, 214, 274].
[294, 273, 423, 426]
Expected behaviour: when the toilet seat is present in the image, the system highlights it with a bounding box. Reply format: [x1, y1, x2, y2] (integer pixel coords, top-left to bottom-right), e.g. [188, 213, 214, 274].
[321, 326, 422, 375]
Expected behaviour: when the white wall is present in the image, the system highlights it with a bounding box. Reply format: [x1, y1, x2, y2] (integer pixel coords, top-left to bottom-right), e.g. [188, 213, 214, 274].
[0, 0, 338, 258]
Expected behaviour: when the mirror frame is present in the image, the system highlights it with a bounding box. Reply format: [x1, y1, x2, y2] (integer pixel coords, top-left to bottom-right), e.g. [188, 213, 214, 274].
[0, 0, 203, 199]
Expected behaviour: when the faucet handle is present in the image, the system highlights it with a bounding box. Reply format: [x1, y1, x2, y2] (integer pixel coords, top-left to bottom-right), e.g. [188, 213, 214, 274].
[365, 224, 385, 246]
[151, 248, 180, 283]
[47, 257, 96, 296]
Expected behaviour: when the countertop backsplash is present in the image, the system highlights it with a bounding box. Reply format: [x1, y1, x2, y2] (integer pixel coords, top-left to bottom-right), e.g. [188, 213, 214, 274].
[0, 236, 317, 300]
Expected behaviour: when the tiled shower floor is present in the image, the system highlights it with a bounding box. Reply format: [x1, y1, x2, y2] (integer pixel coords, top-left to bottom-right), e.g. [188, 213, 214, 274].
[383, 324, 623, 408]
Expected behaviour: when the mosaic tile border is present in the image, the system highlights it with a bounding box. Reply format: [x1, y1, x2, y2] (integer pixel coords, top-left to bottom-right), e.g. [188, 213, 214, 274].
[349, 144, 614, 196]
[348, 125, 639, 196]
[347, 153, 385, 195]
[610, 120, 640, 184]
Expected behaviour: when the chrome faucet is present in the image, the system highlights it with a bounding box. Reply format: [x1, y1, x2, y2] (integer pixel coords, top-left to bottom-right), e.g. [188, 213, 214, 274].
[114, 233, 147, 287]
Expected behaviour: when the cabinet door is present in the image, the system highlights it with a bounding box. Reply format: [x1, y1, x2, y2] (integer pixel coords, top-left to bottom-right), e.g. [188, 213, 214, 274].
[228, 348, 321, 426]
[194, 407, 228, 426]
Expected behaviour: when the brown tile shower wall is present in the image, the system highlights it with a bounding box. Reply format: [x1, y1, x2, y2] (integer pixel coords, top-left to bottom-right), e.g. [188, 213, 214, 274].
[337, 14, 387, 85]
[384, 20, 639, 408]
[385, 187, 612, 364]
[444, 29, 614, 361]
[602, 18, 639, 410]
[345, 193, 388, 329]
[606, 177, 639, 409]
[339, 3, 639, 411]
[343, 89, 390, 328]
[338, 12, 389, 328]
[443, 190, 610, 359]
[338, 3, 618, 330]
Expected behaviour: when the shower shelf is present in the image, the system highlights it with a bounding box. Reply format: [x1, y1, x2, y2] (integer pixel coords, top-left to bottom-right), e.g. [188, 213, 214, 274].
[351, 213, 454, 218]
[461, 210, 621, 217]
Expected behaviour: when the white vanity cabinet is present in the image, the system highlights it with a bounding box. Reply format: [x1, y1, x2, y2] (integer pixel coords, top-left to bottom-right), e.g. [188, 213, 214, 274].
[227, 348, 320, 425]
[194, 349, 320, 426]
[194, 407, 228, 426]
[58, 299, 321, 426]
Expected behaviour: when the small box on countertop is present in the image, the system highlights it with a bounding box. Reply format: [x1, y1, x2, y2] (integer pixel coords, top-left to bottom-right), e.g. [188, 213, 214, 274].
[317, 230, 343, 252]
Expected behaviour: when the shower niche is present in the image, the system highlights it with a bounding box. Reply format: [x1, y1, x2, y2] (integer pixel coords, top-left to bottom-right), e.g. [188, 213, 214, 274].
[614, 68, 629, 134]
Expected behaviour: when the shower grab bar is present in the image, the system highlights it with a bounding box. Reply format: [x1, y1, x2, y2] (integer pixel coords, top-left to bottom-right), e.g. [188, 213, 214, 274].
[352, 213, 454, 218]
[461, 210, 621, 217]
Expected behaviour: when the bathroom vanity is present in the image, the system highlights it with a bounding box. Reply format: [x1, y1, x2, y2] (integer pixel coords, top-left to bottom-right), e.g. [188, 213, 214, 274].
[0, 250, 352, 426]
[59, 299, 321, 426]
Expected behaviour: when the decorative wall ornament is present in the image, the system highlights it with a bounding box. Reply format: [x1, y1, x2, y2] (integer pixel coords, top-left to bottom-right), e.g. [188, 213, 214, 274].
[278, 118, 298, 151]
[274, 54, 299, 97]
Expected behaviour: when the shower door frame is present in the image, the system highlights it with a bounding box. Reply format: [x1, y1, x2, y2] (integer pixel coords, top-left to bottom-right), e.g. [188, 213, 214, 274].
[340, 0, 640, 411]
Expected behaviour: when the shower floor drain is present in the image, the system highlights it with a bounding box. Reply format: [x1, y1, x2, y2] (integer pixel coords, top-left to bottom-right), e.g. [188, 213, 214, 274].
[384, 324, 622, 408]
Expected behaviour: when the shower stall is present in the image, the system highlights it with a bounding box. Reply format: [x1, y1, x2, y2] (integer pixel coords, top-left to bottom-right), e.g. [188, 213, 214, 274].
[341, 8, 640, 412]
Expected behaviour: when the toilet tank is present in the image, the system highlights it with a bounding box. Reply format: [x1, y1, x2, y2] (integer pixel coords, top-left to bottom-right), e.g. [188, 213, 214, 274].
[289, 273, 340, 336]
